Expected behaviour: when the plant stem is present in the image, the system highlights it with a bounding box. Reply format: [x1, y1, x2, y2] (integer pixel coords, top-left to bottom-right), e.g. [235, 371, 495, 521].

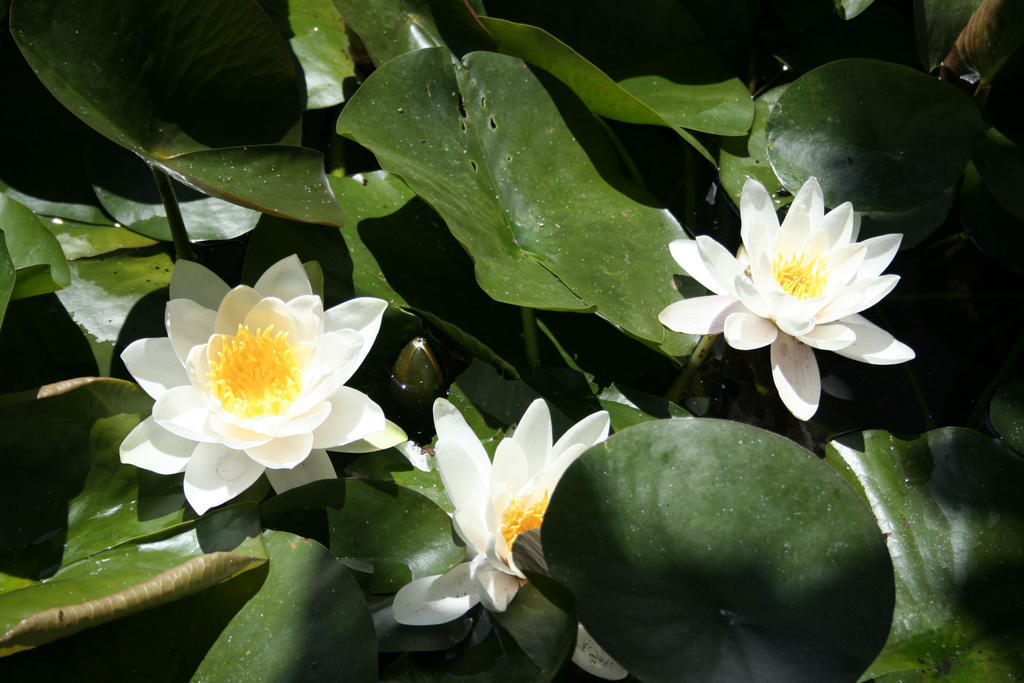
[521, 307, 540, 370]
[150, 165, 195, 261]
[666, 333, 719, 403]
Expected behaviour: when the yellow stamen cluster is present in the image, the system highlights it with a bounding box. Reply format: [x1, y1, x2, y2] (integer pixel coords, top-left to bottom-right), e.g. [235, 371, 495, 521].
[208, 324, 302, 419]
[772, 252, 828, 299]
[500, 494, 549, 548]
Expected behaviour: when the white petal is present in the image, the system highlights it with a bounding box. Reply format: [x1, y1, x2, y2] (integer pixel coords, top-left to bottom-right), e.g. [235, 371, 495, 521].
[815, 275, 899, 323]
[170, 259, 229, 310]
[317, 329, 367, 388]
[452, 504, 489, 555]
[183, 443, 265, 515]
[214, 286, 263, 335]
[770, 293, 828, 338]
[856, 233, 902, 279]
[153, 385, 217, 443]
[324, 297, 388, 370]
[734, 274, 773, 319]
[740, 177, 780, 257]
[433, 399, 491, 512]
[539, 443, 587, 494]
[798, 322, 856, 351]
[723, 311, 778, 350]
[791, 176, 825, 223]
[491, 436, 529, 501]
[474, 562, 522, 613]
[253, 254, 312, 301]
[820, 202, 854, 248]
[205, 413, 274, 449]
[332, 420, 409, 453]
[821, 242, 866, 292]
[573, 624, 629, 680]
[244, 432, 314, 469]
[121, 338, 188, 400]
[776, 202, 811, 256]
[551, 411, 610, 461]
[265, 449, 336, 493]
[269, 401, 332, 438]
[166, 298, 216, 364]
[392, 563, 481, 625]
[834, 314, 915, 365]
[286, 295, 325, 343]
[243, 297, 297, 339]
[668, 239, 729, 296]
[696, 236, 745, 298]
[800, 226, 830, 260]
[512, 399, 552, 478]
[659, 296, 744, 334]
[770, 335, 820, 421]
[396, 440, 432, 471]
[311, 387, 385, 448]
[120, 416, 195, 474]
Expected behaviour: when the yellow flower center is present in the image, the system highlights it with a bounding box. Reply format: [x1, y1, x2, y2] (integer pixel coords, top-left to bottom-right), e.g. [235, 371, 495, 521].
[207, 324, 302, 419]
[501, 494, 549, 548]
[772, 252, 828, 299]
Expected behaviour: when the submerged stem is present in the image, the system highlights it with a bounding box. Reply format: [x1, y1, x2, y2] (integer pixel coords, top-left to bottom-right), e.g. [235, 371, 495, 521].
[150, 165, 195, 261]
[521, 307, 540, 370]
[666, 333, 719, 403]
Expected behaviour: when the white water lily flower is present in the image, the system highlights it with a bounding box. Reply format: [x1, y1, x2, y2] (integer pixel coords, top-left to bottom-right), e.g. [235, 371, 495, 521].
[119, 255, 403, 514]
[392, 398, 626, 680]
[659, 177, 914, 420]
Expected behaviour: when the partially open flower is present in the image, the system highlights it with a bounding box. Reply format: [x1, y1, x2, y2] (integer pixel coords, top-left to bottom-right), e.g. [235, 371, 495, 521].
[392, 398, 626, 680]
[659, 177, 914, 420]
[119, 255, 402, 514]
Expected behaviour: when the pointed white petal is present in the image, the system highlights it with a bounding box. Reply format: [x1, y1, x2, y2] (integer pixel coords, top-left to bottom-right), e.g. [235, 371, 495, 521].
[776, 200, 811, 255]
[253, 254, 312, 301]
[740, 177, 780, 257]
[121, 338, 188, 400]
[770, 335, 820, 421]
[244, 432, 314, 469]
[834, 314, 916, 365]
[791, 176, 825, 223]
[491, 436, 529, 500]
[392, 563, 481, 625]
[815, 275, 899, 323]
[170, 259, 229, 310]
[396, 440, 432, 471]
[856, 233, 902, 279]
[696, 236, 745, 298]
[659, 296, 744, 334]
[316, 329, 366, 388]
[265, 449, 336, 493]
[153, 385, 217, 443]
[540, 443, 587, 494]
[285, 294, 324, 343]
[770, 293, 827, 338]
[311, 387, 384, 448]
[551, 411, 610, 462]
[668, 239, 729, 296]
[243, 297, 297, 339]
[214, 286, 263, 335]
[205, 413, 274, 449]
[183, 443, 265, 515]
[166, 298, 216, 364]
[820, 202, 854, 248]
[573, 624, 629, 680]
[512, 399, 552, 478]
[821, 242, 866, 292]
[270, 400, 331, 438]
[433, 399, 491, 512]
[798, 322, 856, 351]
[723, 311, 778, 350]
[120, 416, 195, 474]
[475, 563, 522, 613]
[324, 297, 388, 369]
[800, 226, 830, 260]
[734, 273, 773, 319]
[452, 504, 489, 555]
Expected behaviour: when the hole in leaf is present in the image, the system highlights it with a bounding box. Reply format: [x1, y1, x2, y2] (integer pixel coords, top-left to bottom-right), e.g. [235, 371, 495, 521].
[457, 94, 467, 118]
[489, 117, 497, 130]
[470, 161, 478, 173]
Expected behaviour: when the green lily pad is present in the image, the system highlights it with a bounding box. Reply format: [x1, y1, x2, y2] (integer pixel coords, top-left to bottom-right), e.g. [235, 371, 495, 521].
[837, 0, 876, 20]
[544, 418, 894, 682]
[44, 220, 157, 261]
[719, 85, 793, 211]
[55, 251, 173, 376]
[492, 582, 577, 677]
[192, 530, 376, 682]
[334, 0, 445, 67]
[258, 0, 356, 110]
[960, 162, 1024, 273]
[990, 379, 1024, 454]
[766, 58, 982, 213]
[826, 428, 1024, 679]
[972, 125, 1024, 223]
[88, 141, 261, 242]
[915, 0, 983, 71]
[0, 236, 14, 328]
[337, 47, 693, 353]
[0, 194, 71, 302]
[482, 0, 753, 138]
